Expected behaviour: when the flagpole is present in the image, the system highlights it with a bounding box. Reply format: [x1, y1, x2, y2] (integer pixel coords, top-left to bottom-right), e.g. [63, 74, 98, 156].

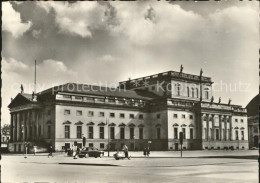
[34, 60, 36, 93]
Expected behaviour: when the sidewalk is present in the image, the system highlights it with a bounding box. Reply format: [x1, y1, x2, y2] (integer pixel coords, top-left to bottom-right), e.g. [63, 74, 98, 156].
[3, 149, 258, 158]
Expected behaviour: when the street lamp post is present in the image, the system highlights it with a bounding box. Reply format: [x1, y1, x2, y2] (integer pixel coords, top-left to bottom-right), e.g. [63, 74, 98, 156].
[133, 135, 135, 151]
[22, 125, 27, 158]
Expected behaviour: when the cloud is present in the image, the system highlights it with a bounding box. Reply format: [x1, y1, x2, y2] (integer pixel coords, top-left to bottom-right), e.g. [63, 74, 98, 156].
[97, 54, 117, 63]
[2, 57, 29, 74]
[1, 57, 79, 125]
[38, 1, 107, 38]
[2, 2, 32, 38]
[32, 29, 42, 38]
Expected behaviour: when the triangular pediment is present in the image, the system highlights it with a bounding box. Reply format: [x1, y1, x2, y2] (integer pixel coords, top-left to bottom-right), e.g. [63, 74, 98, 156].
[8, 93, 33, 108]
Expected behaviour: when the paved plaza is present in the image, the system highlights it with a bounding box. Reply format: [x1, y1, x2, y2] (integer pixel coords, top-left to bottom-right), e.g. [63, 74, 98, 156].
[1, 150, 258, 183]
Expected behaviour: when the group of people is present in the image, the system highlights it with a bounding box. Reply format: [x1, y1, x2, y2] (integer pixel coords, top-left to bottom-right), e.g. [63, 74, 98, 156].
[121, 144, 151, 159]
[143, 147, 150, 157]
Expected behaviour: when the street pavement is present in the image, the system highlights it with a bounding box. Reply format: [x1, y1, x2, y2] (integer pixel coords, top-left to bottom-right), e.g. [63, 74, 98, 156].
[1, 150, 258, 183]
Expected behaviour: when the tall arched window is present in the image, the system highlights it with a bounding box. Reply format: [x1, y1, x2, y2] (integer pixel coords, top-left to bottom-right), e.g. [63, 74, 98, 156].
[204, 88, 209, 99]
[176, 83, 181, 96]
[187, 87, 190, 97]
[191, 88, 194, 98]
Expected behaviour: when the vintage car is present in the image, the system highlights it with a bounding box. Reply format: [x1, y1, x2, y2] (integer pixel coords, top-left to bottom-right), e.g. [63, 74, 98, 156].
[78, 147, 104, 158]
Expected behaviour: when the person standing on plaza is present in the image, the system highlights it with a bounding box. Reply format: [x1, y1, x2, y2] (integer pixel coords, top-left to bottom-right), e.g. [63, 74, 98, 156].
[143, 148, 147, 157]
[73, 145, 78, 159]
[48, 145, 53, 158]
[33, 146, 37, 156]
[122, 144, 130, 159]
[147, 146, 150, 157]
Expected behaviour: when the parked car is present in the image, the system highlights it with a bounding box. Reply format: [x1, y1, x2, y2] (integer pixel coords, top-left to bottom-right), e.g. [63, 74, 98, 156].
[78, 147, 104, 158]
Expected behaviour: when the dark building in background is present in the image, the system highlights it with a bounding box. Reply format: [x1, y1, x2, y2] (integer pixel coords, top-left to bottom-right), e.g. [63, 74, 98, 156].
[246, 94, 259, 149]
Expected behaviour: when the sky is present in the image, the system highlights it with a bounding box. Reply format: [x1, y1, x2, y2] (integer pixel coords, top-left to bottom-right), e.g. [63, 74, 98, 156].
[1, 0, 259, 126]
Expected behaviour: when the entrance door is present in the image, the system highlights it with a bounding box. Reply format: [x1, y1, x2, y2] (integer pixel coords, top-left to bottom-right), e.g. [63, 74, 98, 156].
[254, 136, 259, 147]
[110, 143, 115, 151]
[190, 143, 194, 150]
[175, 143, 179, 151]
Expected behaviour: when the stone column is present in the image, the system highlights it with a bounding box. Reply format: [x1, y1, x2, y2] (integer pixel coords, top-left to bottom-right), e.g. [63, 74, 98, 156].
[206, 114, 209, 141]
[211, 114, 215, 140]
[201, 113, 205, 140]
[32, 110, 35, 140]
[13, 113, 17, 141]
[229, 116, 232, 141]
[219, 115, 222, 141]
[16, 113, 19, 141]
[10, 114, 13, 142]
[224, 116, 227, 141]
[36, 110, 39, 140]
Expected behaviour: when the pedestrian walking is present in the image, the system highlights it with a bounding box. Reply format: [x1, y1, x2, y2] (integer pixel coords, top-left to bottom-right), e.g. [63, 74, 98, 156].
[122, 144, 130, 160]
[147, 147, 150, 157]
[48, 145, 53, 158]
[73, 145, 78, 159]
[143, 148, 147, 157]
[33, 146, 37, 156]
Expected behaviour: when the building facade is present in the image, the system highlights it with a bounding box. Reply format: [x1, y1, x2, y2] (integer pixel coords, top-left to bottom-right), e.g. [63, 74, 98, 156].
[8, 70, 248, 152]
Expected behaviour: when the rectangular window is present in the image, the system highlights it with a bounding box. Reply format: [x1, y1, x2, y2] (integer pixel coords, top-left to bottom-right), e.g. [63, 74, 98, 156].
[182, 114, 186, 119]
[64, 110, 70, 115]
[129, 114, 135, 119]
[110, 127, 115, 139]
[120, 128, 125, 139]
[173, 114, 178, 118]
[99, 112, 105, 117]
[75, 96, 82, 100]
[47, 126, 51, 139]
[241, 131, 244, 140]
[130, 128, 134, 139]
[63, 95, 71, 99]
[174, 128, 178, 139]
[189, 115, 193, 119]
[120, 113, 125, 118]
[157, 114, 160, 119]
[100, 143, 105, 149]
[190, 128, 193, 140]
[88, 126, 93, 139]
[241, 119, 244, 122]
[99, 127, 104, 139]
[65, 143, 70, 149]
[77, 143, 82, 148]
[139, 114, 144, 119]
[65, 126, 70, 139]
[182, 128, 186, 139]
[110, 113, 115, 118]
[139, 128, 143, 139]
[205, 128, 207, 139]
[76, 110, 82, 116]
[77, 126, 82, 139]
[89, 143, 93, 147]
[88, 111, 94, 117]
[157, 128, 161, 139]
[235, 119, 238, 122]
